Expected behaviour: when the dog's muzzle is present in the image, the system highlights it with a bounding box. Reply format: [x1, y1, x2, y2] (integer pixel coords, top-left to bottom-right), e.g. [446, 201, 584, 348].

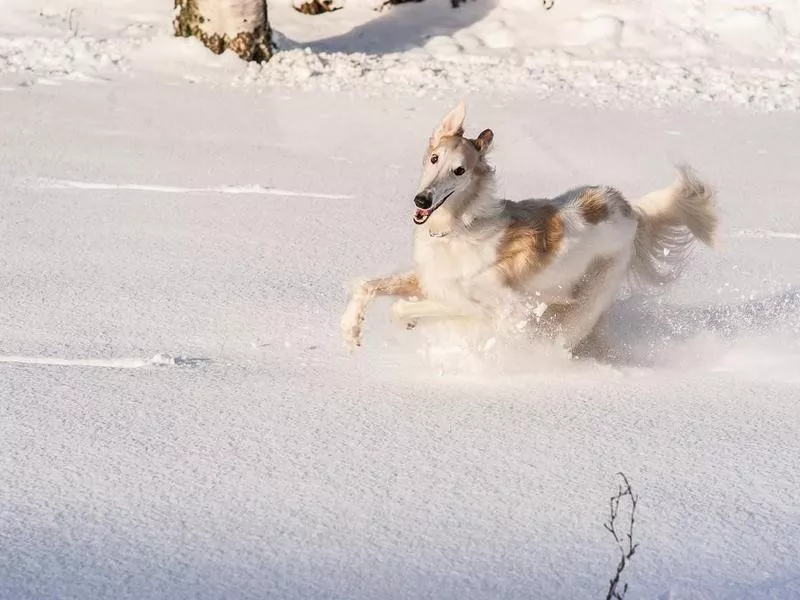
[413, 190, 454, 225]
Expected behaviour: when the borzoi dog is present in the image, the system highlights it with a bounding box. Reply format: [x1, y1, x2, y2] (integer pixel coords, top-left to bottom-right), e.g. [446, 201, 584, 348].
[340, 101, 717, 356]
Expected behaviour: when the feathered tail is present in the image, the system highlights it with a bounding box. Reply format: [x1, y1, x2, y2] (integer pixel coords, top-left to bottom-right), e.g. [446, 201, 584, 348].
[629, 164, 717, 289]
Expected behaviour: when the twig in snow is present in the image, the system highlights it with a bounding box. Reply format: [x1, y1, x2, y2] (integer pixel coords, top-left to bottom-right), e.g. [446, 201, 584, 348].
[604, 472, 639, 600]
[67, 7, 81, 37]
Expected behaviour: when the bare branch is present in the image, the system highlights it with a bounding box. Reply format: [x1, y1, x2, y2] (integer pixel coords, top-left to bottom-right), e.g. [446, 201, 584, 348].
[604, 472, 639, 600]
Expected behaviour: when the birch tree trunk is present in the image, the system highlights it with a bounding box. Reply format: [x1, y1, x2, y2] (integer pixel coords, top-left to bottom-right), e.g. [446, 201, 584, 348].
[173, 0, 272, 62]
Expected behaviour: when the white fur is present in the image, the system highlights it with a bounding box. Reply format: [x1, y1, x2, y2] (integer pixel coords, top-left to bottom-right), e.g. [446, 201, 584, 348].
[528, 207, 636, 296]
[395, 205, 638, 349]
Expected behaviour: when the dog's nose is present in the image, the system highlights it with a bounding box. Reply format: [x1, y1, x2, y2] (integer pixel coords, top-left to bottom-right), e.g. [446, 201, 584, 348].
[414, 194, 432, 209]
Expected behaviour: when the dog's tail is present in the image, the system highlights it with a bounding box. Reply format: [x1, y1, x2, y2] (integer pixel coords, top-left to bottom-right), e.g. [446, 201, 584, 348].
[628, 164, 717, 290]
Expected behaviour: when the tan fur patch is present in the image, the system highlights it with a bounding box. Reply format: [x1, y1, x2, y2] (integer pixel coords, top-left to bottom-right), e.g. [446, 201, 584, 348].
[469, 129, 494, 153]
[365, 272, 422, 298]
[578, 188, 610, 224]
[429, 134, 465, 155]
[495, 202, 564, 288]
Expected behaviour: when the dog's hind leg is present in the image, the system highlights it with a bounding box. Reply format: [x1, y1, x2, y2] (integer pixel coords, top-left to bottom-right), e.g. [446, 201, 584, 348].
[571, 310, 612, 360]
[540, 254, 630, 353]
[340, 272, 422, 348]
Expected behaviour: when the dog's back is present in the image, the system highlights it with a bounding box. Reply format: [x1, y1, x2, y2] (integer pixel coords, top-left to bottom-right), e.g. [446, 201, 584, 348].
[492, 186, 639, 301]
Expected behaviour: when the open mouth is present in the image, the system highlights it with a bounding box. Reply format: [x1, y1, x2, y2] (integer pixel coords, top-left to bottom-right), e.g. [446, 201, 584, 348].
[413, 190, 455, 225]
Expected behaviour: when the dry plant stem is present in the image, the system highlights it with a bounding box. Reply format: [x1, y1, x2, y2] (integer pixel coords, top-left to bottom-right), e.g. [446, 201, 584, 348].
[604, 472, 639, 600]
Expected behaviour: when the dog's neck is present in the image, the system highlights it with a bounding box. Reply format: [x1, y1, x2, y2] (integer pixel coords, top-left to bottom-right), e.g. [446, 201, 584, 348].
[424, 166, 500, 237]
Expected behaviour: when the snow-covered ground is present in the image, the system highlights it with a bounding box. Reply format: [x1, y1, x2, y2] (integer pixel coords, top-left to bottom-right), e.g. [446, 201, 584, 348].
[3, 0, 800, 110]
[2, 1, 800, 599]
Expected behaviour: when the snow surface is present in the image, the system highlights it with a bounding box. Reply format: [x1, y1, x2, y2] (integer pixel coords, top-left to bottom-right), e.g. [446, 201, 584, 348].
[2, 1, 800, 599]
[3, 0, 800, 110]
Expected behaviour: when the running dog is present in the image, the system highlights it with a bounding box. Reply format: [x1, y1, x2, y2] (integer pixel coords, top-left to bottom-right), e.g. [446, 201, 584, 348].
[340, 100, 717, 355]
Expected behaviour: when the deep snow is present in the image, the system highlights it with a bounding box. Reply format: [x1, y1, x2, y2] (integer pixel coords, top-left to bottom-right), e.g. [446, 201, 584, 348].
[2, 1, 800, 599]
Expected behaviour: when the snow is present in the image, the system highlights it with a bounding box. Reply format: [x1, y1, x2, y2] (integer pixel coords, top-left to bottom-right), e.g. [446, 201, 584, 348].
[1, 1, 800, 599]
[3, 0, 800, 110]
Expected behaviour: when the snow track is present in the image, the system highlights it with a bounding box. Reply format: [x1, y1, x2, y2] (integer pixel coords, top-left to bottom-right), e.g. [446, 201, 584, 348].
[41, 179, 354, 200]
[0, 353, 209, 369]
[732, 228, 800, 240]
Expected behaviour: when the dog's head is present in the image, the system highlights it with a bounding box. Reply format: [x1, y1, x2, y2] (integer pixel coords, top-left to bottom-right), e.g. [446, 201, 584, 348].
[412, 100, 494, 226]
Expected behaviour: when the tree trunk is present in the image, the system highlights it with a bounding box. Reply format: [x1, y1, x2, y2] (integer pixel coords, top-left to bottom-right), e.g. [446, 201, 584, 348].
[173, 0, 272, 62]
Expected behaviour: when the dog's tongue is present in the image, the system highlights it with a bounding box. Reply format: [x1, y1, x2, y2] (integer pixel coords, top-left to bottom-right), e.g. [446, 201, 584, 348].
[413, 208, 431, 225]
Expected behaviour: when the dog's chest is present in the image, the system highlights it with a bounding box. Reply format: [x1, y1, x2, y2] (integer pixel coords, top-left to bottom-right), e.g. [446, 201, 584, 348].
[413, 232, 501, 300]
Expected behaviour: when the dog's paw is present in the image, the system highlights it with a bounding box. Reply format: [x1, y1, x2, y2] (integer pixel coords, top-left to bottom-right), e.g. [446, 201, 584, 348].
[340, 302, 365, 350]
[340, 317, 363, 349]
[390, 300, 418, 331]
[342, 327, 362, 349]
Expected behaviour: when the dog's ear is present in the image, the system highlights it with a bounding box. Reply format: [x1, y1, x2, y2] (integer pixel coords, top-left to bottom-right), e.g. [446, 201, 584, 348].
[430, 99, 466, 148]
[472, 128, 494, 153]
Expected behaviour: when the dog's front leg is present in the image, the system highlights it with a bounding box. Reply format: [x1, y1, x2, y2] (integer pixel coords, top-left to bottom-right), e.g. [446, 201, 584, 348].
[340, 271, 422, 348]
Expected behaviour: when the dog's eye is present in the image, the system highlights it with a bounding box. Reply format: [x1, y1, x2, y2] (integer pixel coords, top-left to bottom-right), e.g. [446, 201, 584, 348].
[430, 154, 439, 164]
[454, 166, 466, 176]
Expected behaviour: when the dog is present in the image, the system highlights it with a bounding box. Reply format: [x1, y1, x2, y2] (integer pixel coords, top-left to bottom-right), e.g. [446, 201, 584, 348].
[340, 100, 717, 357]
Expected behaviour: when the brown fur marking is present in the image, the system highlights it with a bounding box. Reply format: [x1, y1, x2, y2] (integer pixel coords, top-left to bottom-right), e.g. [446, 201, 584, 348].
[578, 187, 610, 224]
[495, 201, 564, 288]
[470, 129, 494, 153]
[364, 272, 422, 298]
[430, 134, 464, 153]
